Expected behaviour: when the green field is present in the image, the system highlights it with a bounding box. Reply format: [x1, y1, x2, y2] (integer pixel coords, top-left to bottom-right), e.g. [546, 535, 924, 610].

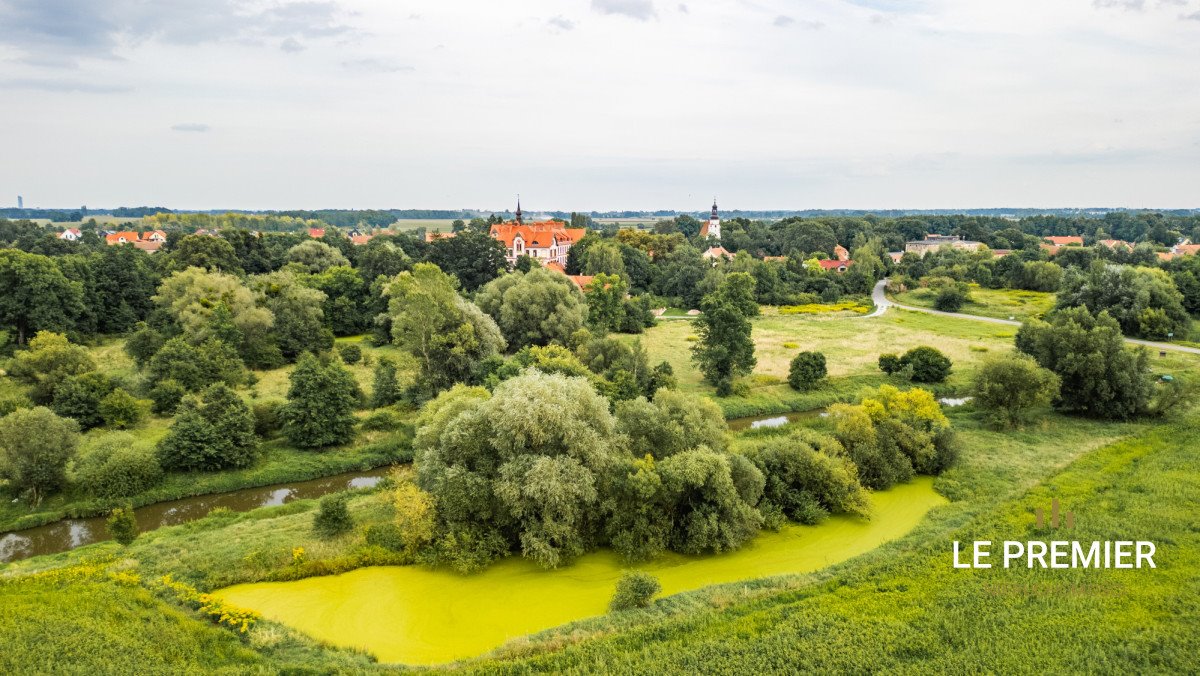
[892, 285, 1056, 322]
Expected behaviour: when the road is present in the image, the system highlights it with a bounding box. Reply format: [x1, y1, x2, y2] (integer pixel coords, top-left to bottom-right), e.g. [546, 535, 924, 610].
[869, 279, 1200, 356]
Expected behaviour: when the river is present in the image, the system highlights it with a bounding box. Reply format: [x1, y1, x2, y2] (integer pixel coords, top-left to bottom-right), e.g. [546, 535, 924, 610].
[0, 467, 391, 563]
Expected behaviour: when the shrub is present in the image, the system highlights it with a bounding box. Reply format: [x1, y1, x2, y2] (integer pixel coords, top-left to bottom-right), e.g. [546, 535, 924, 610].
[98, 388, 145, 429]
[934, 286, 967, 312]
[251, 399, 286, 438]
[74, 433, 163, 499]
[972, 352, 1061, 428]
[0, 406, 80, 505]
[370, 358, 400, 408]
[743, 431, 870, 524]
[51, 372, 115, 430]
[609, 571, 661, 611]
[106, 505, 139, 546]
[157, 384, 257, 472]
[782, 342, 799, 349]
[149, 379, 186, 415]
[313, 493, 354, 538]
[360, 409, 404, 432]
[787, 351, 827, 391]
[337, 343, 362, 365]
[880, 347, 951, 383]
[904, 346, 952, 383]
[0, 393, 31, 417]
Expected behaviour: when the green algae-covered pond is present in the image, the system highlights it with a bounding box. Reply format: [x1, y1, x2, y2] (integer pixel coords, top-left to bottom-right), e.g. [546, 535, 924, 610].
[215, 477, 945, 665]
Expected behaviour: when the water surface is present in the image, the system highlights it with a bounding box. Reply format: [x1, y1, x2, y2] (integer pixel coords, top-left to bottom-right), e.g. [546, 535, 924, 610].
[216, 477, 945, 665]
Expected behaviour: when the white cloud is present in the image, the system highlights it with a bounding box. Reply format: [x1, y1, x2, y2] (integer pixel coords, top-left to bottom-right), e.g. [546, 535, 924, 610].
[591, 0, 656, 21]
[171, 122, 211, 132]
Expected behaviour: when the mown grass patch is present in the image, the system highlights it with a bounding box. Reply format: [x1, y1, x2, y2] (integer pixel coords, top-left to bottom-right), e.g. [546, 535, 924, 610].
[893, 285, 1056, 322]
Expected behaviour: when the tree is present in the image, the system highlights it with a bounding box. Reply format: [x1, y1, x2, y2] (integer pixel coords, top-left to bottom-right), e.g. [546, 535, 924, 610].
[609, 571, 661, 611]
[584, 241, 628, 281]
[0, 407, 80, 505]
[253, 270, 332, 360]
[124, 322, 165, 366]
[8, 331, 95, 404]
[476, 268, 587, 349]
[972, 353, 1061, 428]
[370, 357, 400, 408]
[107, 505, 139, 546]
[615, 389, 728, 460]
[313, 493, 355, 538]
[1056, 263, 1189, 340]
[904, 346, 952, 383]
[285, 240, 350, 273]
[934, 285, 968, 312]
[357, 240, 412, 285]
[386, 263, 505, 396]
[414, 372, 623, 571]
[1016, 307, 1154, 419]
[161, 235, 243, 274]
[337, 343, 362, 365]
[157, 384, 257, 471]
[393, 468, 436, 554]
[311, 266, 368, 336]
[282, 353, 360, 448]
[788, 351, 827, 390]
[829, 385, 956, 489]
[658, 447, 763, 554]
[147, 337, 244, 392]
[51, 371, 115, 429]
[154, 267, 277, 366]
[425, 230, 508, 292]
[743, 430, 870, 524]
[691, 273, 758, 395]
[584, 273, 629, 334]
[0, 249, 84, 345]
[92, 246, 159, 333]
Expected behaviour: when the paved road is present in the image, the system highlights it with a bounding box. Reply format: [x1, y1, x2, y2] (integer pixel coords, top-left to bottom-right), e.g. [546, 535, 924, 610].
[869, 279, 1200, 356]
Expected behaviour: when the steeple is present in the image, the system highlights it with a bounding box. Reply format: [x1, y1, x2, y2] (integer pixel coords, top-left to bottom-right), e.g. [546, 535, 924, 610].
[702, 196, 722, 242]
[711, 197, 718, 221]
[515, 195, 523, 225]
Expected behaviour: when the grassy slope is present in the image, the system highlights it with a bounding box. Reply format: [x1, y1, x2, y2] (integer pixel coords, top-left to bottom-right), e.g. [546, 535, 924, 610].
[462, 413, 1198, 674]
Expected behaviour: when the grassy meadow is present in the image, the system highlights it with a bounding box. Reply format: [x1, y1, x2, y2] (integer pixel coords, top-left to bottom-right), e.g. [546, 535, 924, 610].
[891, 285, 1057, 322]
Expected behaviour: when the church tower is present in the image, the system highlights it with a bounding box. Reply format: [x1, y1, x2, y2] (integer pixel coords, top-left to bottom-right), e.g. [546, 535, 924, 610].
[515, 195, 523, 225]
[702, 197, 721, 241]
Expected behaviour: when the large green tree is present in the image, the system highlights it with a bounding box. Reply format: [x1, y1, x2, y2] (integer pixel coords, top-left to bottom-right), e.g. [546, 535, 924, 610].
[0, 249, 84, 345]
[1056, 263, 1190, 340]
[386, 263, 505, 396]
[0, 407, 80, 505]
[691, 272, 758, 395]
[282, 353, 360, 448]
[425, 230, 508, 292]
[476, 268, 587, 349]
[157, 384, 257, 471]
[1016, 306, 1154, 419]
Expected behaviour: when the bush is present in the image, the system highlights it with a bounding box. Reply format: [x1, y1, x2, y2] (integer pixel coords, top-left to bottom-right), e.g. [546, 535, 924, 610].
[251, 399, 286, 438]
[157, 384, 257, 472]
[360, 409, 404, 432]
[880, 347, 951, 383]
[98, 388, 145, 429]
[609, 571, 661, 611]
[934, 286, 967, 312]
[904, 346, 952, 383]
[787, 351, 827, 391]
[74, 433, 163, 499]
[337, 343, 362, 365]
[972, 353, 1061, 428]
[149, 379, 186, 415]
[51, 372, 115, 430]
[364, 523, 406, 552]
[313, 493, 354, 538]
[106, 505, 139, 546]
[0, 393, 32, 417]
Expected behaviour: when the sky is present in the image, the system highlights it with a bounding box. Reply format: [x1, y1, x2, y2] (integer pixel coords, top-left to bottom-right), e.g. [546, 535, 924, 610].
[1, 0, 1199, 211]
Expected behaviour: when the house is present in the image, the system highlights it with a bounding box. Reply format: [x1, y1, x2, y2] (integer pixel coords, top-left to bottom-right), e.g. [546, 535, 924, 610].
[818, 259, 853, 273]
[144, 230, 167, 242]
[1170, 241, 1200, 256]
[904, 235, 983, 257]
[350, 235, 374, 246]
[58, 228, 82, 241]
[490, 222, 586, 266]
[763, 255, 787, 263]
[991, 249, 1013, 258]
[308, 228, 326, 239]
[425, 231, 455, 243]
[833, 244, 850, 261]
[702, 246, 731, 261]
[888, 251, 905, 263]
[133, 240, 163, 253]
[698, 199, 721, 241]
[1097, 239, 1132, 251]
[567, 275, 595, 290]
[1043, 235, 1083, 247]
[105, 231, 142, 245]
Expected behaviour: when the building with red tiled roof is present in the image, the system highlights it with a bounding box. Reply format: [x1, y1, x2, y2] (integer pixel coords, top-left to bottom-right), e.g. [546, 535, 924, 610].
[833, 244, 850, 261]
[1098, 239, 1132, 251]
[350, 235, 374, 246]
[133, 240, 163, 253]
[58, 228, 82, 241]
[105, 231, 142, 245]
[702, 246, 731, 261]
[699, 199, 721, 240]
[144, 230, 167, 242]
[818, 259, 853, 273]
[567, 275, 595, 290]
[308, 228, 326, 239]
[1043, 235, 1083, 247]
[425, 231, 456, 243]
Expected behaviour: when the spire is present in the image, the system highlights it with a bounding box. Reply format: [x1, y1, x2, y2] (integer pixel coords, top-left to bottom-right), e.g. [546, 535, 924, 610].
[515, 195, 523, 224]
[711, 197, 718, 220]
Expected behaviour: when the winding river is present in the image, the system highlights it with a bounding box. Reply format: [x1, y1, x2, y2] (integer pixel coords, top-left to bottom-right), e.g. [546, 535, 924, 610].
[215, 477, 946, 666]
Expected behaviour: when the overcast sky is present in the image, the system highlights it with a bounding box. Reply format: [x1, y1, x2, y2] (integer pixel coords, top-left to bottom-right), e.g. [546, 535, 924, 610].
[1, 0, 1199, 211]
